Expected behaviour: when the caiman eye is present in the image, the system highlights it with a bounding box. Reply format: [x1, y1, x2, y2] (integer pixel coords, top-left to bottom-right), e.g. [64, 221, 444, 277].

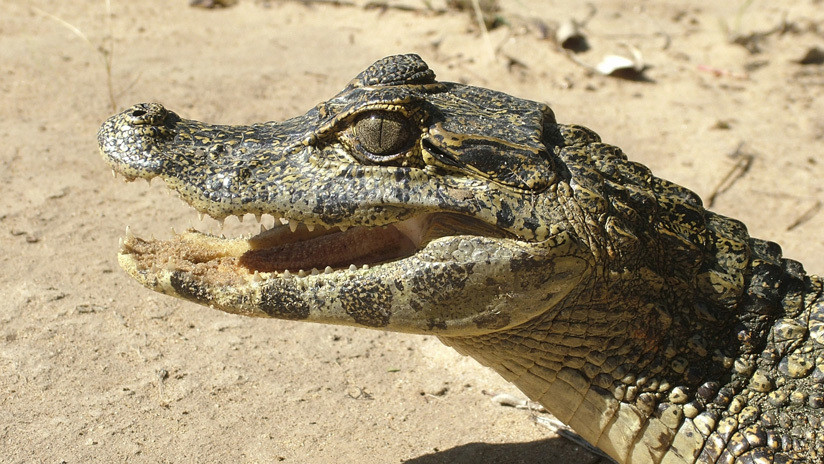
[352, 111, 414, 158]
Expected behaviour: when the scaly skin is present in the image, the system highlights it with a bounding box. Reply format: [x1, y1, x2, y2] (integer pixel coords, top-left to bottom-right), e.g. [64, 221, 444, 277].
[98, 55, 824, 463]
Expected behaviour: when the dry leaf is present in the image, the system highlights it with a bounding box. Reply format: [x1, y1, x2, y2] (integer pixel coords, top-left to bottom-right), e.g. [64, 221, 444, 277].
[596, 55, 637, 75]
[556, 19, 588, 52]
[595, 45, 645, 76]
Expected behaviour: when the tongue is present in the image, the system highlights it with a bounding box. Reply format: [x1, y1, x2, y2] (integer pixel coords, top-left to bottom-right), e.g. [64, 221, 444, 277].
[238, 225, 417, 273]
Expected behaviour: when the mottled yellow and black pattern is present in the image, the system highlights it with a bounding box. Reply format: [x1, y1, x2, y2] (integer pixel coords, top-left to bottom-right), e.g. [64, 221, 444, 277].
[98, 55, 824, 464]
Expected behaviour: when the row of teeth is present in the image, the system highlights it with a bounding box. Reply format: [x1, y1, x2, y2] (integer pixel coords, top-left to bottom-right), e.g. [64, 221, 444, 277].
[114, 172, 383, 278]
[122, 225, 374, 278]
[113, 170, 346, 234]
[250, 264, 372, 281]
[196, 212, 351, 234]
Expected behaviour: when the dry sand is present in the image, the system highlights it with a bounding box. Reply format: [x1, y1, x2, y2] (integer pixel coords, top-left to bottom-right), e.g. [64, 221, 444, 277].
[2, 1, 823, 462]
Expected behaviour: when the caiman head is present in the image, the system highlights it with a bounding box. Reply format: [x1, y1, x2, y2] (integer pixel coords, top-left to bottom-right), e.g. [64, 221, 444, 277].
[99, 53, 740, 347]
[98, 54, 610, 335]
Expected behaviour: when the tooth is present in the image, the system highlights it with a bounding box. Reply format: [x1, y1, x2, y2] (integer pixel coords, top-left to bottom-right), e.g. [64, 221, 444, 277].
[310, 268, 320, 276]
[298, 269, 307, 277]
[170, 227, 177, 235]
[324, 266, 333, 274]
[362, 264, 369, 270]
[261, 214, 274, 229]
[111, 169, 117, 178]
[198, 212, 205, 221]
[252, 271, 263, 282]
[289, 222, 298, 233]
[349, 264, 357, 271]
[306, 223, 315, 232]
[339, 224, 349, 232]
[283, 270, 291, 277]
[125, 226, 135, 240]
[279, 218, 290, 225]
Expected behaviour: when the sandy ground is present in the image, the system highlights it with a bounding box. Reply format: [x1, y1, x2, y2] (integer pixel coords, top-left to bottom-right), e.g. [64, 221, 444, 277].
[2, 1, 823, 462]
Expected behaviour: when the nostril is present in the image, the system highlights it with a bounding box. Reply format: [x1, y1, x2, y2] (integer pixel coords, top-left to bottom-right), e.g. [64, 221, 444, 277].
[126, 103, 168, 126]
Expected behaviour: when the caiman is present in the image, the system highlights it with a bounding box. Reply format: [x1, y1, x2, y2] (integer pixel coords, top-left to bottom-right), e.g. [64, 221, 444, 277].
[98, 54, 824, 463]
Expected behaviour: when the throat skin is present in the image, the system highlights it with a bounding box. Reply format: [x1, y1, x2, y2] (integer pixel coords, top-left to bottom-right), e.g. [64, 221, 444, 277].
[442, 268, 693, 463]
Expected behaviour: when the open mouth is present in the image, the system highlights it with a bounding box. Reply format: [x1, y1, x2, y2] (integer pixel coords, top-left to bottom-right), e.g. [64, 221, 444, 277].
[120, 212, 510, 278]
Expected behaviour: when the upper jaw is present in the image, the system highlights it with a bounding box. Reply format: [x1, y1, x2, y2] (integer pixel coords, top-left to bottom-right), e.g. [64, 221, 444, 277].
[98, 102, 313, 218]
[99, 102, 523, 277]
[99, 101, 559, 250]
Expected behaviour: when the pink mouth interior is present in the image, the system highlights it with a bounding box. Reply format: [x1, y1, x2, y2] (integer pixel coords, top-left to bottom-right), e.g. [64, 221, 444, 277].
[239, 223, 418, 273]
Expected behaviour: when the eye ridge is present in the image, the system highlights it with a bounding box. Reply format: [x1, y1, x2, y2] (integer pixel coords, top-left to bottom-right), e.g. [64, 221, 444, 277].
[353, 110, 414, 158]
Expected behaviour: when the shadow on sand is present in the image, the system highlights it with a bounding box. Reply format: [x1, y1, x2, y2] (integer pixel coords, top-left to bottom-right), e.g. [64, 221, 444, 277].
[403, 436, 616, 464]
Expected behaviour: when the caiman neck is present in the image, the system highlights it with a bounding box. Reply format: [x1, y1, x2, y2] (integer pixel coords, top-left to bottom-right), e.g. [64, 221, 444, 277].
[444, 216, 824, 463]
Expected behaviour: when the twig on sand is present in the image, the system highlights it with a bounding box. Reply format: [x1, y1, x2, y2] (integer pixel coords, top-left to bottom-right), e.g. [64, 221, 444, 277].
[787, 200, 822, 231]
[707, 142, 755, 208]
[470, 0, 496, 62]
[31, 0, 118, 112]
